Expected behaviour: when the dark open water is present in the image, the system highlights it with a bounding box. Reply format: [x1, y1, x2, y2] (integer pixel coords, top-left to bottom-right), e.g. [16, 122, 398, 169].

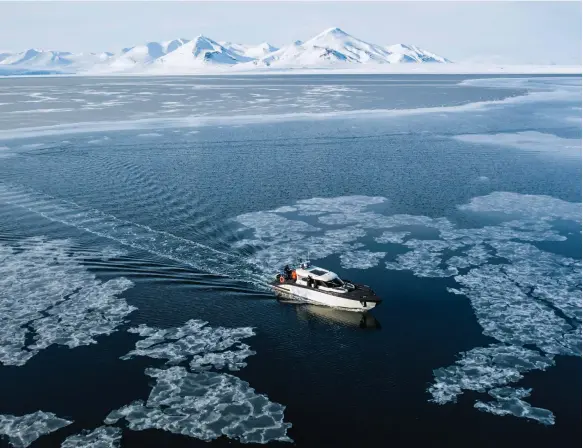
[0, 74, 580, 447]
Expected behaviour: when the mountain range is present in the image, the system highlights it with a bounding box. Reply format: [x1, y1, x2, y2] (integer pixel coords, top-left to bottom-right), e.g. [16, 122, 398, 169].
[0, 27, 451, 74]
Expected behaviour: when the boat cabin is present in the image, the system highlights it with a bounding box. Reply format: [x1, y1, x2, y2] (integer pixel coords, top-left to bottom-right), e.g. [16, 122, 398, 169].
[294, 265, 346, 290]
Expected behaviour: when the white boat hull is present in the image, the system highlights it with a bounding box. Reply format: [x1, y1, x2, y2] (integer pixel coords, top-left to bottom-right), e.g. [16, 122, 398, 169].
[273, 284, 377, 311]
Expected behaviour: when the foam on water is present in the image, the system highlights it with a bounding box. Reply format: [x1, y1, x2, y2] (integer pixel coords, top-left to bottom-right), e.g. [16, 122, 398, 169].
[105, 367, 292, 444]
[0, 237, 135, 366]
[0, 411, 72, 448]
[61, 426, 122, 448]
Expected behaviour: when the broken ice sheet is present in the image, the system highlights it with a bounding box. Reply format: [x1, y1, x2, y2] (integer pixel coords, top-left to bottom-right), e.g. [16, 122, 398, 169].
[122, 320, 255, 368]
[340, 250, 386, 269]
[374, 231, 410, 244]
[61, 426, 122, 448]
[0, 411, 72, 448]
[475, 387, 555, 426]
[428, 344, 555, 405]
[105, 367, 292, 444]
[0, 237, 135, 366]
[117, 319, 292, 443]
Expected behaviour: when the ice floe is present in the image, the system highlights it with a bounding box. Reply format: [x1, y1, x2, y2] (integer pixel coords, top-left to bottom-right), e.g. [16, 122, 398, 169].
[374, 231, 410, 244]
[340, 250, 386, 269]
[0, 237, 135, 366]
[61, 426, 122, 448]
[453, 131, 581, 159]
[446, 244, 492, 269]
[232, 191, 581, 424]
[87, 136, 110, 144]
[114, 320, 291, 443]
[459, 191, 582, 223]
[386, 239, 460, 277]
[475, 387, 555, 425]
[292, 196, 386, 216]
[122, 320, 255, 367]
[429, 344, 555, 405]
[105, 367, 292, 444]
[0, 411, 72, 448]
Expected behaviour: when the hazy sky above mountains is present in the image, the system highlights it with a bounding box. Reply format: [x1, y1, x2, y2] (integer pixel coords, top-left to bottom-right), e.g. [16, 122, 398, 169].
[1, 1, 581, 64]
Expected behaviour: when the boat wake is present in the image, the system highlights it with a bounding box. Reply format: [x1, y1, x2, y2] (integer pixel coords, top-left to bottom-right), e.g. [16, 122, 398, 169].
[0, 182, 266, 289]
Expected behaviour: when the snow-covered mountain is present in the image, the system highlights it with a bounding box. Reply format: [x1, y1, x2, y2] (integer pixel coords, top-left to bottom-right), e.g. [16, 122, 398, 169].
[0, 28, 451, 74]
[107, 39, 189, 71]
[253, 27, 396, 67]
[385, 44, 450, 63]
[220, 42, 279, 59]
[0, 49, 113, 69]
[150, 36, 253, 71]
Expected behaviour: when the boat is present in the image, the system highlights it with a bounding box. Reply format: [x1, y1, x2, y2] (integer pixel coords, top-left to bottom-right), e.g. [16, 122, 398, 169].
[297, 305, 381, 329]
[271, 261, 382, 311]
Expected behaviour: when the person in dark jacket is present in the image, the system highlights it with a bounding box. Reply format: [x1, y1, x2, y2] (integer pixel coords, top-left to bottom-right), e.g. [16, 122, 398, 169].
[284, 265, 292, 280]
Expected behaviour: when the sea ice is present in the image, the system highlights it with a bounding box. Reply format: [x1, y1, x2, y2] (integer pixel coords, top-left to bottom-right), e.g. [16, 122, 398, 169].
[459, 191, 582, 223]
[122, 320, 255, 368]
[105, 367, 292, 444]
[374, 231, 410, 244]
[428, 344, 554, 405]
[454, 131, 581, 159]
[61, 426, 122, 448]
[474, 387, 555, 425]
[115, 320, 292, 443]
[340, 250, 386, 269]
[233, 192, 580, 425]
[0, 411, 72, 448]
[0, 237, 135, 366]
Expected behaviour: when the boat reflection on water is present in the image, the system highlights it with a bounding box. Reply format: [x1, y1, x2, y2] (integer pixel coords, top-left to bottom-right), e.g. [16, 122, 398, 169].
[278, 297, 381, 329]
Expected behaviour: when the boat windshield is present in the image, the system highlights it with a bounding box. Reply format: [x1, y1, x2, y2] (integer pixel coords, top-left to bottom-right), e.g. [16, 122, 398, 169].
[326, 278, 344, 288]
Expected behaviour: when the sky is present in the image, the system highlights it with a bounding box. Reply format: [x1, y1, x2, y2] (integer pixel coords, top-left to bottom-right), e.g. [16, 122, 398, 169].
[0, 1, 581, 64]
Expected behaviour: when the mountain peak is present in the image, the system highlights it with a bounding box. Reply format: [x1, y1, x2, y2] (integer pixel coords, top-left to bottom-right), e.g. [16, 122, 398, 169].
[322, 27, 348, 36]
[0, 29, 452, 73]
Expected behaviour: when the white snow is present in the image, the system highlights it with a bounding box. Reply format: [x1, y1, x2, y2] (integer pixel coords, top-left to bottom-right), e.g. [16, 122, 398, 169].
[147, 36, 253, 72]
[248, 28, 449, 69]
[221, 41, 279, 59]
[0, 28, 456, 75]
[106, 39, 189, 71]
[385, 43, 450, 63]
